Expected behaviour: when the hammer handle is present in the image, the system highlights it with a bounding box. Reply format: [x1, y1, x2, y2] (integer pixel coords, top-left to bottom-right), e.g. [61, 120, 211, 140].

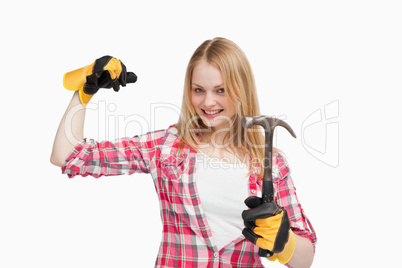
[261, 130, 274, 203]
[262, 179, 274, 203]
[259, 123, 275, 257]
[258, 184, 275, 257]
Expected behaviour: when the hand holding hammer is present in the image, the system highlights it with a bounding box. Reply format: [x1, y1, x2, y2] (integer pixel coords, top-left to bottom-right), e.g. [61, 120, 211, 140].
[241, 115, 297, 264]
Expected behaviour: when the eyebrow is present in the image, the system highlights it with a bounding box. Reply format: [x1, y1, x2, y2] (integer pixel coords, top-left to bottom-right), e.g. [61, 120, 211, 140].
[192, 83, 224, 89]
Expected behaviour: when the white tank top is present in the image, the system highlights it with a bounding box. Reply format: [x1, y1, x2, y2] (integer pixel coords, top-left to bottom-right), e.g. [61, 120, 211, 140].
[195, 152, 250, 250]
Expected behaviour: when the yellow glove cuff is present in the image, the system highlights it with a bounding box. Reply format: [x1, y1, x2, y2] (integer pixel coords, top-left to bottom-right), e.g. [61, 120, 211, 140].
[63, 67, 93, 107]
[63, 67, 85, 91]
[267, 230, 296, 264]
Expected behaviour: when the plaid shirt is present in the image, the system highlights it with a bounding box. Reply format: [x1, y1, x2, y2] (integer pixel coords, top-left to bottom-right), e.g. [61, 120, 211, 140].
[62, 126, 316, 267]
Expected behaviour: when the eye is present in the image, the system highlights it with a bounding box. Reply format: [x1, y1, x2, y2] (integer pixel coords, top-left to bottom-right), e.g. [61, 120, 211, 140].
[217, 88, 225, 93]
[194, 88, 204, 93]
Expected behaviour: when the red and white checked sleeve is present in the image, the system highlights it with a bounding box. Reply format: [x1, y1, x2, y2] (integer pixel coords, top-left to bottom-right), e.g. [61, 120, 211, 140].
[62, 129, 166, 178]
[274, 152, 317, 248]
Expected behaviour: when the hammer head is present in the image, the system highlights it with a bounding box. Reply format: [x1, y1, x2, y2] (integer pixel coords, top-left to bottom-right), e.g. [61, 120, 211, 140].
[242, 115, 297, 138]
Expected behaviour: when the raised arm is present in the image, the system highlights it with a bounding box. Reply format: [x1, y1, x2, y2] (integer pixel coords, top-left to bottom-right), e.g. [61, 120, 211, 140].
[50, 56, 137, 167]
[50, 91, 85, 167]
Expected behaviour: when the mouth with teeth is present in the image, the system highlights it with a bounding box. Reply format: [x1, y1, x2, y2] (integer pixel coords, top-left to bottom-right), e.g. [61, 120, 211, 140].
[201, 109, 224, 118]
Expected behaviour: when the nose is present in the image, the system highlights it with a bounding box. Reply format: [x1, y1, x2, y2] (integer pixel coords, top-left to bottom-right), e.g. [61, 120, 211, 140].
[204, 92, 217, 107]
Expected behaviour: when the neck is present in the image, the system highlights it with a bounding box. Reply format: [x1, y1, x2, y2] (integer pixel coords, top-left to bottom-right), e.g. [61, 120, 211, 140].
[203, 128, 230, 147]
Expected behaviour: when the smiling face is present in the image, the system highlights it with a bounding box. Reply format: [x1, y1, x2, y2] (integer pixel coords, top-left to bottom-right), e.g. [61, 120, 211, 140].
[191, 60, 236, 130]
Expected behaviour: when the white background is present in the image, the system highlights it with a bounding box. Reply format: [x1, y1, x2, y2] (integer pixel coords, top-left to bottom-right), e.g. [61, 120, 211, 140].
[1, 1, 401, 267]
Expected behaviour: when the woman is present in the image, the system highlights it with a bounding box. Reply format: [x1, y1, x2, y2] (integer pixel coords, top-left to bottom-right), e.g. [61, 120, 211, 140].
[51, 37, 316, 267]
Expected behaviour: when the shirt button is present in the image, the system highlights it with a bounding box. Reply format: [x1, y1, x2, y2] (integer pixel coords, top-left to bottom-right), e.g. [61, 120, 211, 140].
[214, 252, 219, 258]
[251, 189, 256, 194]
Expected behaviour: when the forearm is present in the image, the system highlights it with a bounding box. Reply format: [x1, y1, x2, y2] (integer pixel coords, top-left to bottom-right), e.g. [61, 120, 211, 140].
[287, 234, 314, 268]
[50, 91, 86, 167]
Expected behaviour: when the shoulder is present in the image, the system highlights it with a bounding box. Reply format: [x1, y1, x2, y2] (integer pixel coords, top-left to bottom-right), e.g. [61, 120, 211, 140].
[159, 125, 194, 158]
[131, 125, 178, 149]
[273, 147, 284, 155]
[272, 148, 291, 180]
[139, 125, 178, 138]
[273, 148, 287, 165]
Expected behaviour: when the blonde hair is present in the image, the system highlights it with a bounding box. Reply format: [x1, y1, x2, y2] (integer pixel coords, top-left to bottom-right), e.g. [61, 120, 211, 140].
[177, 37, 265, 179]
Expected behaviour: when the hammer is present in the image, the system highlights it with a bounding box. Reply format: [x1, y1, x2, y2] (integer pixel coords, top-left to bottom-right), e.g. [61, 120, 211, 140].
[242, 115, 296, 256]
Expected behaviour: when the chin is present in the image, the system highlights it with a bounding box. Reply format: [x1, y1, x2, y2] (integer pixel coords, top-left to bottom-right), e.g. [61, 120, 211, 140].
[202, 119, 229, 130]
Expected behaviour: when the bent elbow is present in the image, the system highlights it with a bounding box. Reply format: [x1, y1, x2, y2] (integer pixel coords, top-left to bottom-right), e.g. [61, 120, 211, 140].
[50, 155, 64, 168]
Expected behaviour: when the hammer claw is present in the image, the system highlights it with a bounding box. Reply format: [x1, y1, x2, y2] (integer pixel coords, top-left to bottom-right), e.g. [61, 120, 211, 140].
[275, 119, 297, 139]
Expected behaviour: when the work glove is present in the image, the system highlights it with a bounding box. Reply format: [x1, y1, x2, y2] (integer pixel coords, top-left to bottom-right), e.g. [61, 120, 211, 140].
[63, 55, 137, 106]
[242, 196, 296, 264]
